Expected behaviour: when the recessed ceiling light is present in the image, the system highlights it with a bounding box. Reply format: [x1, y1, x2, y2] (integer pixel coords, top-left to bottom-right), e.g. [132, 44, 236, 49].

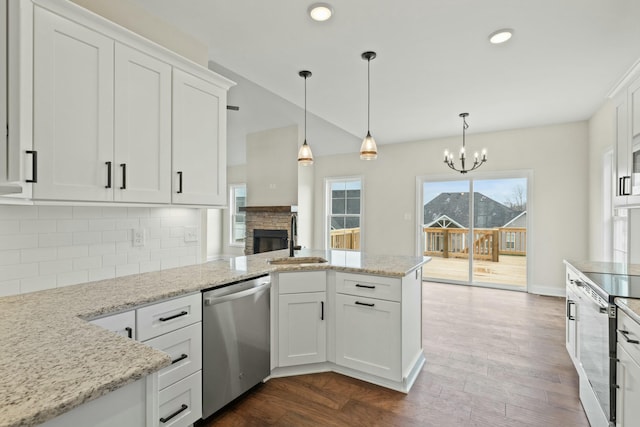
[308, 3, 333, 22]
[488, 29, 514, 44]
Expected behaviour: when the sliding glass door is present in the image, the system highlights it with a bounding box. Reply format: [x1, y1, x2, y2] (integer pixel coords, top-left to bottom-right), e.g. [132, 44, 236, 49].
[421, 174, 528, 290]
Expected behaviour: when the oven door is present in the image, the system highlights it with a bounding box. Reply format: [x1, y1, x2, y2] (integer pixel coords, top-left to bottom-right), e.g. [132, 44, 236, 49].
[578, 286, 611, 421]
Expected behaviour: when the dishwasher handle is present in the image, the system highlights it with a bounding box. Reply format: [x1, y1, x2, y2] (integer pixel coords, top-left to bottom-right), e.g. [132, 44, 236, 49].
[204, 281, 271, 306]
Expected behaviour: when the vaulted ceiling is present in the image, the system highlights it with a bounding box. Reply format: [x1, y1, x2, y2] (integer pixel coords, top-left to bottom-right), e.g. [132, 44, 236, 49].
[131, 0, 640, 161]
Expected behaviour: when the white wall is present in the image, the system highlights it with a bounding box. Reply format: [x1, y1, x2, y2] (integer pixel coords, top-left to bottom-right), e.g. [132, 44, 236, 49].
[587, 100, 616, 261]
[70, 0, 208, 66]
[220, 165, 247, 256]
[0, 206, 202, 296]
[312, 121, 589, 295]
[246, 125, 298, 207]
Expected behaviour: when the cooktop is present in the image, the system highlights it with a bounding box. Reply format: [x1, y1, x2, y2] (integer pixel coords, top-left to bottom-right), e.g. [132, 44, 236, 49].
[582, 272, 640, 301]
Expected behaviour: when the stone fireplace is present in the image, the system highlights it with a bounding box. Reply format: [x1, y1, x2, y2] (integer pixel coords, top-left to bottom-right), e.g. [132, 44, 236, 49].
[242, 206, 296, 255]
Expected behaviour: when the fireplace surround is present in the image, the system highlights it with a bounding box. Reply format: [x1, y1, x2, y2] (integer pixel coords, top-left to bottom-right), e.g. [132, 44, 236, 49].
[241, 206, 296, 255]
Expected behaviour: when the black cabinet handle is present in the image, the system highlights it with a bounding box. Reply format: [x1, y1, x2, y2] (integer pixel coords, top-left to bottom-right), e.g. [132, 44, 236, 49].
[566, 300, 576, 320]
[120, 163, 126, 189]
[177, 171, 183, 194]
[620, 176, 632, 196]
[321, 301, 324, 320]
[160, 404, 188, 423]
[355, 284, 376, 289]
[620, 330, 640, 344]
[125, 326, 132, 339]
[159, 311, 188, 322]
[105, 161, 112, 189]
[171, 353, 188, 365]
[26, 150, 37, 183]
[355, 301, 375, 307]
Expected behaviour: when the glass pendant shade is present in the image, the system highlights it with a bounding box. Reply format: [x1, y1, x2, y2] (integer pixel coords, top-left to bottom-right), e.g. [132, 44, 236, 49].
[298, 140, 314, 166]
[360, 131, 378, 160]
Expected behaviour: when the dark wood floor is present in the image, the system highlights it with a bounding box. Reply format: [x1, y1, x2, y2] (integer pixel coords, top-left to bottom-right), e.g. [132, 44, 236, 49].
[201, 282, 590, 426]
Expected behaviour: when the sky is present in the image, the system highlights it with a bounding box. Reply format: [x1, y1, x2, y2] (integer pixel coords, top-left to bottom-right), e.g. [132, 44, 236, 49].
[423, 178, 527, 206]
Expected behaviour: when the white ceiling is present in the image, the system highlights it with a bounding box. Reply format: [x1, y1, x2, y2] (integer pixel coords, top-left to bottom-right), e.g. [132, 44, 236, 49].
[131, 0, 640, 160]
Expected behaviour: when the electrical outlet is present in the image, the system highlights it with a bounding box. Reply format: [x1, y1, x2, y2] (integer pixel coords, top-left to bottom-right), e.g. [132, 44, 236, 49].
[132, 228, 145, 247]
[184, 226, 198, 242]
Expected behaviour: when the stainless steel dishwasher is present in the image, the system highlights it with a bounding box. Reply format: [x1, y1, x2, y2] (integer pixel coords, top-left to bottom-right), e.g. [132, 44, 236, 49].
[201, 275, 271, 419]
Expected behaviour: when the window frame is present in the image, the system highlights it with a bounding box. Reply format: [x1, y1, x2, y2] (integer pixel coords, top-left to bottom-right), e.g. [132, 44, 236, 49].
[228, 183, 246, 247]
[325, 176, 364, 251]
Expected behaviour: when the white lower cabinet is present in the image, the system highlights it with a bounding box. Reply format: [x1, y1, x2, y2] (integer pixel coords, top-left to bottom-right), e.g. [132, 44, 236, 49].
[158, 370, 203, 427]
[335, 293, 401, 381]
[617, 343, 640, 427]
[90, 310, 135, 339]
[278, 291, 326, 366]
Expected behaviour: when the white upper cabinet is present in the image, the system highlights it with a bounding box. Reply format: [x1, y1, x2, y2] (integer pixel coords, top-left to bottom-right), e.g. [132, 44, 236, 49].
[114, 43, 171, 203]
[172, 69, 227, 206]
[33, 6, 114, 201]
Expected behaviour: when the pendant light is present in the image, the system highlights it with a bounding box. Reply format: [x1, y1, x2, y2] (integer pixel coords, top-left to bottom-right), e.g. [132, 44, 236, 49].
[444, 113, 487, 174]
[297, 70, 314, 166]
[360, 51, 378, 160]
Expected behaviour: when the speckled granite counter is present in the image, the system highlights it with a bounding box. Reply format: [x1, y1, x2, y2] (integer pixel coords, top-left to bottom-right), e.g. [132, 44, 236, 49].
[0, 249, 429, 427]
[616, 298, 640, 324]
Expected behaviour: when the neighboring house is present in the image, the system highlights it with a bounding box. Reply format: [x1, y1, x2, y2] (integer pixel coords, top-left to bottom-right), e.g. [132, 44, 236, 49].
[424, 192, 522, 229]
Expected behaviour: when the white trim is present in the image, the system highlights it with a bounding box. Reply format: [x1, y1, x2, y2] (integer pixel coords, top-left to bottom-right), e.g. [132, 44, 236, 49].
[502, 210, 526, 228]
[424, 214, 465, 229]
[527, 283, 565, 297]
[607, 56, 640, 99]
[228, 183, 246, 247]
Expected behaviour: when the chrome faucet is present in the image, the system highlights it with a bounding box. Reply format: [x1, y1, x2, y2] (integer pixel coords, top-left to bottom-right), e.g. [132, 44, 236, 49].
[289, 214, 298, 257]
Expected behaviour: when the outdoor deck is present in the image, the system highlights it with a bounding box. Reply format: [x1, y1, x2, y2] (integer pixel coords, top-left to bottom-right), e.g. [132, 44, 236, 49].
[423, 254, 527, 288]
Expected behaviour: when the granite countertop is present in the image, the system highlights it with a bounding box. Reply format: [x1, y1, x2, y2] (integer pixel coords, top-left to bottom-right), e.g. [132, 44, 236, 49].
[0, 249, 429, 427]
[616, 298, 640, 325]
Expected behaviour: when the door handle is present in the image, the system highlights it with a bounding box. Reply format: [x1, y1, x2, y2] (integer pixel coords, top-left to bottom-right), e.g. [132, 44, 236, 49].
[177, 171, 183, 194]
[26, 150, 37, 183]
[105, 161, 112, 189]
[321, 301, 324, 320]
[120, 163, 126, 190]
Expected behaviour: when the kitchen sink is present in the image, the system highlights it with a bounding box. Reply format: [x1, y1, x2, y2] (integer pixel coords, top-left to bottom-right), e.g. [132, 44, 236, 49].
[267, 256, 328, 265]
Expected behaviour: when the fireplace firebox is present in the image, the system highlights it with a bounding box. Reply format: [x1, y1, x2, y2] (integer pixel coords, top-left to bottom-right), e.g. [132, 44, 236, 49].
[253, 229, 288, 254]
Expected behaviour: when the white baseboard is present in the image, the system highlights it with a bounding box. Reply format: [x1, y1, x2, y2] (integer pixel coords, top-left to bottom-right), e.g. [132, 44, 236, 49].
[527, 283, 565, 297]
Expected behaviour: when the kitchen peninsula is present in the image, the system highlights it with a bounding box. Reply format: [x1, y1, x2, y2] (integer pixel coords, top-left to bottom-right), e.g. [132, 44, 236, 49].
[0, 249, 429, 427]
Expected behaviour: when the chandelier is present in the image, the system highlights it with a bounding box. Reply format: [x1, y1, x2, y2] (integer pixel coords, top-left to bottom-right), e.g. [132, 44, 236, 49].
[444, 113, 487, 174]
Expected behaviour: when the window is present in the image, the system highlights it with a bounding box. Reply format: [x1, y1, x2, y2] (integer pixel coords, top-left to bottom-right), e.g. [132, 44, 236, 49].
[326, 178, 362, 250]
[229, 184, 246, 246]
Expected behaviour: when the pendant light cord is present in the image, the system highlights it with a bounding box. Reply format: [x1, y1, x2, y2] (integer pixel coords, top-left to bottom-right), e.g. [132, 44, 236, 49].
[304, 75, 307, 141]
[367, 58, 371, 132]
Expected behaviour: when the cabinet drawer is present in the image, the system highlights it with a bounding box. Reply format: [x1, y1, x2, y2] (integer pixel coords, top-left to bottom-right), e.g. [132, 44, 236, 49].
[336, 272, 401, 302]
[137, 293, 201, 341]
[618, 309, 640, 365]
[158, 370, 202, 427]
[278, 271, 326, 294]
[144, 322, 202, 390]
[90, 310, 135, 339]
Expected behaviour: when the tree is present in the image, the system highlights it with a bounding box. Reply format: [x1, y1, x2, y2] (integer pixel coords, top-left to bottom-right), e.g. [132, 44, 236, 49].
[504, 184, 526, 211]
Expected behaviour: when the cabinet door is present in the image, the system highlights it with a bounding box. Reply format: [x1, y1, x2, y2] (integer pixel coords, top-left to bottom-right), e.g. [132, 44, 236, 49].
[114, 43, 171, 203]
[616, 344, 640, 427]
[614, 93, 630, 204]
[90, 310, 135, 340]
[172, 69, 227, 205]
[32, 7, 114, 201]
[335, 293, 401, 381]
[628, 78, 640, 201]
[565, 290, 578, 366]
[278, 292, 326, 367]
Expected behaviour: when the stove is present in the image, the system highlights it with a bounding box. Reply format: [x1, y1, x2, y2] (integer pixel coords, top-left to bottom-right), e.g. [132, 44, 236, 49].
[582, 272, 640, 301]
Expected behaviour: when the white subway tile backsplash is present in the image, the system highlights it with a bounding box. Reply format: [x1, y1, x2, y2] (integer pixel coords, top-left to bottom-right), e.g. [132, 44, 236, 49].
[0, 280, 20, 297]
[0, 220, 20, 235]
[89, 266, 115, 282]
[20, 275, 57, 294]
[0, 206, 203, 296]
[20, 220, 57, 234]
[0, 250, 20, 266]
[39, 233, 72, 248]
[0, 234, 38, 250]
[40, 259, 73, 275]
[72, 231, 102, 245]
[21, 248, 57, 263]
[88, 243, 116, 256]
[57, 270, 89, 287]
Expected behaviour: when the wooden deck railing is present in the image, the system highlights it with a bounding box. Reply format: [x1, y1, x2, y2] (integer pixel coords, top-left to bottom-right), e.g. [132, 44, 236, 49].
[330, 227, 361, 250]
[423, 226, 526, 262]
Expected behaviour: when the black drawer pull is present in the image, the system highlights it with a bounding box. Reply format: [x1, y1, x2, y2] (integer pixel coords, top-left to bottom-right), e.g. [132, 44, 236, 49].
[160, 404, 188, 423]
[620, 330, 640, 344]
[355, 284, 376, 289]
[125, 326, 132, 339]
[120, 163, 126, 189]
[105, 161, 112, 189]
[26, 150, 37, 183]
[321, 301, 324, 320]
[159, 311, 188, 322]
[355, 301, 375, 307]
[171, 353, 188, 365]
